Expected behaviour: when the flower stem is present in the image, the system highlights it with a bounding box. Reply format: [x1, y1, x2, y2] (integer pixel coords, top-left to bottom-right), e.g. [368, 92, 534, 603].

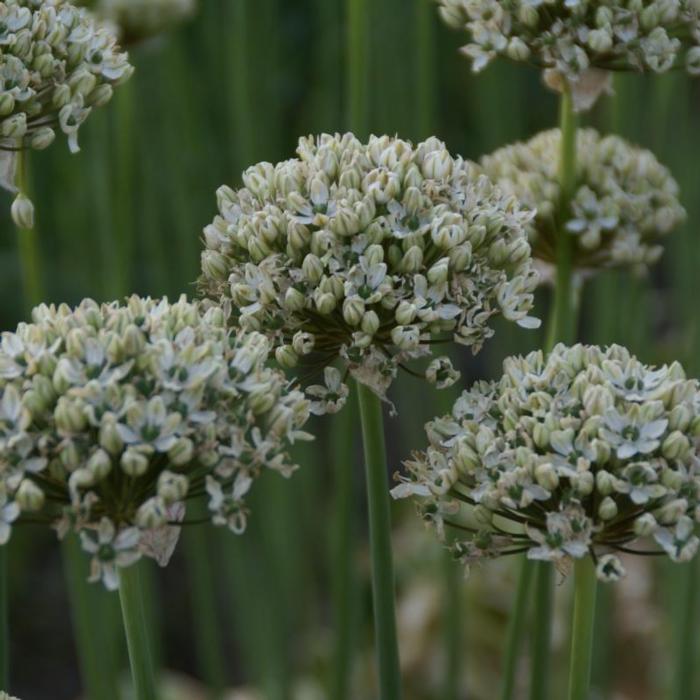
[0, 546, 8, 691]
[499, 558, 534, 700]
[347, 0, 370, 136]
[672, 559, 699, 699]
[567, 558, 597, 700]
[356, 381, 402, 700]
[118, 565, 157, 700]
[15, 152, 43, 313]
[546, 86, 578, 353]
[63, 536, 120, 700]
[331, 406, 358, 700]
[529, 561, 554, 700]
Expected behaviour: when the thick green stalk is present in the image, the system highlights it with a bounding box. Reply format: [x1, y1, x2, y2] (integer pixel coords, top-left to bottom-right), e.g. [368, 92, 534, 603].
[62, 537, 120, 700]
[672, 559, 698, 700]
[546, 87, 578, 353]
[15, 153, 43, 312]
[529, 562, 554, 700]
[356, 382, 402, 699]
[347, 0, 370, 136]
[330, 407, 358, 700]
[442, 551, 461, 700]
[499, 558, 534, 700]
[0, 547, 7, 691]
[567, 559, 597, 700]
[118, 566, 157, 700]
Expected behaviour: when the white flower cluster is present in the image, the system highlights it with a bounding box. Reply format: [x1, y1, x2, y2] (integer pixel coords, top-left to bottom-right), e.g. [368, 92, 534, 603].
[199, 133, 540, 409]
[0, 0, 132, 156]
[0, 296, 311, 589]
[393, 344, 700, 582]
[480, 129, 686, 275]
[438, 0, 700, 106]
[82, 0, 196, 44]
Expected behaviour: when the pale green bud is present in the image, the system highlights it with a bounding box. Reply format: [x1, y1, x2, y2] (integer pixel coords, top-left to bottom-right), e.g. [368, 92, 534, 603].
[11, 194, 34, 230]
[533, 422, 550, 450]
[395, 300, 417, 326]
[572, 470, 594, 496]
[121, 448, 150, 477]
[284, 286, 306, 312]
[99, 416, 123, 455]
[1, 114, 26, 138]
[168, 438, 194, 467]
[55, 399, 86, 434]
[507, 37, 530, 61]
[202, 250, 229, 282]
[661, 467, 683, 491]
[634, 513, 657, 537]
[0, 94, 14, 116]
[158, 471, 189, 503]
[365, 244, 384, 266]
[661, 431, 690, 461]
[87, 84, 113, 108]
[598, 496, 618, 521]
[422, 149, 452, 180]
[655, 498, 687, 525]
[292, 331, 315, 356]
[29, 127, 56, 151]
[136, 498, 167, 528]
[343, 297, 365, 326]
[449, 243, 472, 271]
[302, 254, 323, 283]
[427, 258, 449, 285]
[87, 449, 112, 480]
[275, 344, 298, 368]
[315, 292, 337, 315]
[400, 246, 423, 273]
[16, 479, 44, 511]
[361, 310, 380, 336]
[583, 385, 613, 415]
[595, 470, 615, 496]
[535, 462, 558, 491]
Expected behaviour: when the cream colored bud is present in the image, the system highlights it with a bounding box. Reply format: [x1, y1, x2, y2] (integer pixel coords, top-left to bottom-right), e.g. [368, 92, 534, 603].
[395, 300, 417, 326]
[598, 497, 618, 521]
[583, 385, 613, 415]
[343, 297, 365, 326]
[361, 310, 380, 336]
[16, 479, 44, 511]
[284, 286, 306, 312]
[662, 431, 690, 461]
[275, 344, 298, 368]
[99, 417, 123, 455]
[202, 250, 229, 281]
[11, 194, 34, 230]
[29, 127, 56, 151]
[400, 246, 423, 273]
[292, 331, 315, 355]
[87, 449, 112, 480]
[302, 254, 324, 283]
[315, 292, 337, 315]
[158, 471, 189, 503]
[365, 244, 384, 266]
[136, 498, 167, 528]
[572, 471, 594, 496]
[595, 470, 615, 496]
[54, 399, 86, 434]
[121, 448, 150, 477]
[449, 243, 472, 271]
[168, 438, 194, 467]
[535, 463, 558, 491]
[634, 513, 657, 537]
[427, 258, 449, 285]
[533, 422, 550, 450]
[422, 150, 452, 180]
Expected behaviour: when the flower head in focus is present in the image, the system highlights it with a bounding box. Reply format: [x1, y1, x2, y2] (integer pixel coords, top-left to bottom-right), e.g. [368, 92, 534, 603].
[0, 296, 311, 589]
[199, 132, 540, 410]
[480, 129, 685, 277]
[393, 344, 700, 582]
[437, 0, 700, 109]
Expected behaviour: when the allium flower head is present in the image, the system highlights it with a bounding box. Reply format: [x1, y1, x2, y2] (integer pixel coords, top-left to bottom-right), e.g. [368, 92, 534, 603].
[393, 344, 700, 582]
[480, 129, 685, 276]
[438, 0, 700, 108]
[0, 296, 311, 589]
[82, 0, 196, 44]
[199, 133, 539, 408]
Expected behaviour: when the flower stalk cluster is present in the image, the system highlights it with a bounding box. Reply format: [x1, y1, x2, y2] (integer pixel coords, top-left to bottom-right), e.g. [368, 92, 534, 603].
[438, 0, 700, 107]
[199, 132, 540, 408]
[394, 344, 700, 582]
[0, 296, 311, 589]
[481, 128, 686, 275]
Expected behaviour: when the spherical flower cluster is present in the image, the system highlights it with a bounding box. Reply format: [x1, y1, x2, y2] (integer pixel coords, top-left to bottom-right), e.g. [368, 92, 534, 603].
[393, 344, 700, 582]
[0, 296, 311, 589]
[480, 129, 686, 275]
[199, 132, 540, 408]
[438, 0, 700, 108]
[0, 0, 132, 155]
[81, 0, 196, 44]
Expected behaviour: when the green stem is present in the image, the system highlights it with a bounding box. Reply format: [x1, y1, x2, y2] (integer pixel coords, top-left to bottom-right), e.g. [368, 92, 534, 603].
[546, 87, 578, 353]
[15, 152, 43, 313]
[442, 551, 461, 700]
[356, 382, 402, 700]
[118, 565, 157, 700]
[672, 559, 698, 700]
[499, 558, 534, 700]
[529, 562, 554, 700]
[347, 0, 370, 135]
[62, 537, 120, 700]
[0, 546, 7, 691]
[331, 407, 358, 700]
[567, 559, 597, 700]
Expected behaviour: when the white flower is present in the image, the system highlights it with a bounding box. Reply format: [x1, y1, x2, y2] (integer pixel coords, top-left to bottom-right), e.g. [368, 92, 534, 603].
[80, 518, 142, 591]
[596, 554, 626, 583]
[200, 133, 539, 407]
[601, 408, 668, 459]
[654, 516, 700, 563]
[306, 367, 349, 415]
